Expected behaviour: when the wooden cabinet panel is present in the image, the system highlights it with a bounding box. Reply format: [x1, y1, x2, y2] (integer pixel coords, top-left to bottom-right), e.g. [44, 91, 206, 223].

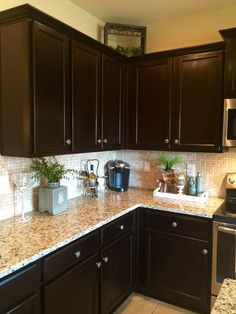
[6, 295, 40, 314]
[72, 41, 101, 152]
[137, 208, 212, 313]
[171, 51, 223, 152]
[33, 23, 71, 155]
[44, 253, 99, 314]
[101, 232, 134, 314]
[102, 55, 123, 149]
[127, 58, 172, 149]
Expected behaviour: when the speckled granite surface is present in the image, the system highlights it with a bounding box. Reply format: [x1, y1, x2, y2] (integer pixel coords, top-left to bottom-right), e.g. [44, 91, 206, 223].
[212, 279, 236, 314]
[0, 187, 224, 280]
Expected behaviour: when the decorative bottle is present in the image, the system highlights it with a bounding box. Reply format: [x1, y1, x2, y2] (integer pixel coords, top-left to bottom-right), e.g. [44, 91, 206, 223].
[187, 177, 196, 196]
[196, 172, 204, 196]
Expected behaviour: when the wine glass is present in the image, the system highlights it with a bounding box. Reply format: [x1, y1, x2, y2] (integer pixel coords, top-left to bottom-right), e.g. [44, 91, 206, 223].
[13, 171, 33, 222]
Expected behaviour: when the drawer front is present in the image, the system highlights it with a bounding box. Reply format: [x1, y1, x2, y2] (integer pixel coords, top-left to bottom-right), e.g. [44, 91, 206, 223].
[43, 230, 99, 282]
[102, 212, 135, 246]
[145, 209, 211, 240]
[0, 262, 40, 313]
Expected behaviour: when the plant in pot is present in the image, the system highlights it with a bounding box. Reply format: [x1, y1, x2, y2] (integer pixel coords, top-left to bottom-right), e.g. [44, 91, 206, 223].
[31, 157, 77, 188]
[159, 154, 183, 192]
[31, 157, 78, 215]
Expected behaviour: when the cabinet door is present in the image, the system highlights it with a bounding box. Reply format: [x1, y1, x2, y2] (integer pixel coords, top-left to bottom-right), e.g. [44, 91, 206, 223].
[6, 295, 40, 314]
[140, 229, 210, 313]
[33, 22, 71, 155]
[127, 58, 172, 149]
[72, 41, 101, 152]
[44, 253, 99, 314]
[102, 55, 123, 149]
[101, 232, 134, 314]
[171, 51, 223, 152]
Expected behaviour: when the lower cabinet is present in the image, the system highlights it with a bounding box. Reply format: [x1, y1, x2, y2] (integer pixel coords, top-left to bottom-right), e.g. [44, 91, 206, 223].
[137, 208, 212, 314]
[101, 232, 134, 314]
[6, 295, 40, 314]
[44, 253, 99, 314]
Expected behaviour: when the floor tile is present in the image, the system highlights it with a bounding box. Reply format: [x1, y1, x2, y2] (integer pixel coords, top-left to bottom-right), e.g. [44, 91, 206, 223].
[114, 293, 160, 314]
[153, 301, 197, 314]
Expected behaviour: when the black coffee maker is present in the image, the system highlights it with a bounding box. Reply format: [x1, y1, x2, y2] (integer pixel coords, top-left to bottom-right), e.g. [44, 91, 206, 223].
[105, 160, 130, 192]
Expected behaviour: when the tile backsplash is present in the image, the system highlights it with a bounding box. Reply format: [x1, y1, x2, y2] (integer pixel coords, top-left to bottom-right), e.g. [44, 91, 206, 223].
[1, 149, 235, 220]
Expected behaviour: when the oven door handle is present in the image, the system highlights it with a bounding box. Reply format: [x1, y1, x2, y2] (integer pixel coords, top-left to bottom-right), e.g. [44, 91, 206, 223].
[218, 225, 236, 235]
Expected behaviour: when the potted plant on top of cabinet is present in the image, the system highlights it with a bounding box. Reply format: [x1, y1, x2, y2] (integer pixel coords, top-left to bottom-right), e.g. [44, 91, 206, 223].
[31, 157, 78, 214]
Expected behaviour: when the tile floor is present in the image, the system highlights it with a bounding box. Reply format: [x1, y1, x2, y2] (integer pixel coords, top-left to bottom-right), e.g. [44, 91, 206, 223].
[114, 293, 197, 314]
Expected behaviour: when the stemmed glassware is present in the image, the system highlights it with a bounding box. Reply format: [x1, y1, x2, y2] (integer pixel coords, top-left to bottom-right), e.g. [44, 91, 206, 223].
[13, 171, 33, 222]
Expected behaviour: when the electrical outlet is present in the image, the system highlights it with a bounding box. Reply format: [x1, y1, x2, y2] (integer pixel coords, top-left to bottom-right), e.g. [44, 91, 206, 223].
[187, 164, 196, 177]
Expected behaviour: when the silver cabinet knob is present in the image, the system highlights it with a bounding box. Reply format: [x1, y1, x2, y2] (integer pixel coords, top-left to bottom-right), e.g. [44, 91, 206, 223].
[164, 139, 169, 144]
[202, 249, 208, 255]
[172, 221, 178, 228]
[65, 139, 72, 145]
[103, 138, 108, 143]
[174, 139, 179, 144]
[97, 139, 102, 144]
[119, 224, 124, 230]
[96, 261, 102, 268]
[74, 250, 81, 258]
[103, 256, 109, 263]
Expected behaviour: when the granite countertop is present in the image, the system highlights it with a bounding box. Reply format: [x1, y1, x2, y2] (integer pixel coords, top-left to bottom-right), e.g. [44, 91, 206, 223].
[0, 187, 224, 280]
[212, 279, 236, 314]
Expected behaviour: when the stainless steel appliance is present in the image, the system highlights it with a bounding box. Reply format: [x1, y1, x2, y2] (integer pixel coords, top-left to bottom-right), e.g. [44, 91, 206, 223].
[222, 98, 236, 147]
[105, 160, 130, 192]
[211, 173, 236, 306]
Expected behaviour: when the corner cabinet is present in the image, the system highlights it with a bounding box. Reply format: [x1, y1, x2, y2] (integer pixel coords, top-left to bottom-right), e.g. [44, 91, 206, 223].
[127, 48, 224, 152]
[137, 208, 212, 314]
[0, 21, 72, 157]
[72, 41, 124, 153]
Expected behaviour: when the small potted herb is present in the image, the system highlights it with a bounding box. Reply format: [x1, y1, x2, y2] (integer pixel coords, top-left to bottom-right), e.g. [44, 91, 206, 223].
[31, 157, 77, 188]
[159, 154, 183, 186]
[31, 157, 78, 215]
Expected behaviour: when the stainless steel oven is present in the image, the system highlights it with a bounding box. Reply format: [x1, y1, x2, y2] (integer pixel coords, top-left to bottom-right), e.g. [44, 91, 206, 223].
[222, 98, 236, 147]
[212, 221, 236, 298]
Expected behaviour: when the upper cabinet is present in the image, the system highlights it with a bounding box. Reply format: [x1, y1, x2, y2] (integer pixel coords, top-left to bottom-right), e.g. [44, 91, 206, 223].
[220, 28, 236, 98]
[0, 5, 125, 157]
[72, 43, 124, 153]
[0, 21, 72, 157]
[127, 47, 224, 152]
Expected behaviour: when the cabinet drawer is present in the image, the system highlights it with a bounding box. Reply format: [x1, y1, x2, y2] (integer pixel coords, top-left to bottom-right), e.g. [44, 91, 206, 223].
[0, 262, 40, 313]
[43, 230, 99, 282]
[145, 209, 211, 240]
[102, 212, 134, 246]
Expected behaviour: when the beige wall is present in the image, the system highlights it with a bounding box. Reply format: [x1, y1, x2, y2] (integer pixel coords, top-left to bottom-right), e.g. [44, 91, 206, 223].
[0, 0, 104, 41]
[147, 4, 236, 53]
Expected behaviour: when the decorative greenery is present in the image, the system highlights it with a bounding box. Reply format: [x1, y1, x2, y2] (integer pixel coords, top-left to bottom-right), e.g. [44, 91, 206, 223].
[31, 157, 78, 183]
[159, 154, 183, 171]
[110, 45, 142, 57]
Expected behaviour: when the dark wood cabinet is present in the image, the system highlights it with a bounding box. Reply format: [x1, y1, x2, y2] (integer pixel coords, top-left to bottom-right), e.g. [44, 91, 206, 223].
[72, 43, 124, 152]
[44, 253, 99, 314]
[220, 28, 236, 98]
[0, 262, 40, 314]
[127, 48, 224, 152]
[137, 208, 212, 313]
[101, 55, 124, 150]
[101, 232, 134, 314]
[72, 41, 101, 152]
[127, 58, 172, 150]
[0, 20, 72, 157]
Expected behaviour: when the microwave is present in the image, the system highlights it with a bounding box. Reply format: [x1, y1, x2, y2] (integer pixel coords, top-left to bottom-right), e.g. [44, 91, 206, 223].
[223, 98, 236, 147]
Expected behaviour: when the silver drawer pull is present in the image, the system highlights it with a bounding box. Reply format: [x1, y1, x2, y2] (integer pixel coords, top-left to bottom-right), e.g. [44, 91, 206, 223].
[202, 249, 208, 255]
[103, 138, 108, 143]
[96, 261, 102, 268]
[164, 138, 169, 144]
[65, 139, 72, 145]
[119, 224, 124, 230]
[103, 256, 109, 263]
[97, 139, 102, 144]
[172, 222, 178, 228]
[74, 250, 81, 258]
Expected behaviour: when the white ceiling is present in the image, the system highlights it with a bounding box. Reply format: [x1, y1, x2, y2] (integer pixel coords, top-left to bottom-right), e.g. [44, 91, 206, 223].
[71, 0, 236, 25]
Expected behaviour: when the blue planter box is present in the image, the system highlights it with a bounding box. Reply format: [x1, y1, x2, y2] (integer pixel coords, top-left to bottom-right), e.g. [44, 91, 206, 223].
[39, 186, 68, 215]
